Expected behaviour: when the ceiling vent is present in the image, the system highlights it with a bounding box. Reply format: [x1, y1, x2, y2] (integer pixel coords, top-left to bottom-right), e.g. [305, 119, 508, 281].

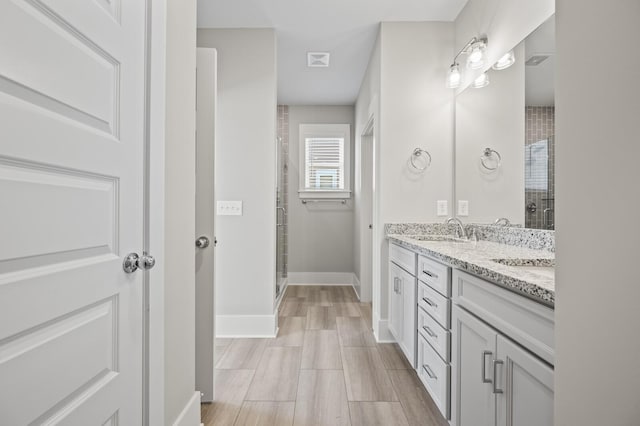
[525, 54, 551, 66]
[307, 52, 330, 68]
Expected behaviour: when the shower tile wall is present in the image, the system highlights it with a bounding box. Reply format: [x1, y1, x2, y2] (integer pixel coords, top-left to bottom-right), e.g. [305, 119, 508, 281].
[277, 105, 289, 276]
[525, 106, 555, 229]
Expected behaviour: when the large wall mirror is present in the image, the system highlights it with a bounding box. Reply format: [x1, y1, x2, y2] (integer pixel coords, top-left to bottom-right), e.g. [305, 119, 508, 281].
[454, 16, 555, 230]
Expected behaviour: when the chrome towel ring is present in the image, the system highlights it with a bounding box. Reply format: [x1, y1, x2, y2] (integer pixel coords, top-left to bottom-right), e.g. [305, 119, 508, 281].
[480, 148, 502, 171]
[410, 148, 432, 172]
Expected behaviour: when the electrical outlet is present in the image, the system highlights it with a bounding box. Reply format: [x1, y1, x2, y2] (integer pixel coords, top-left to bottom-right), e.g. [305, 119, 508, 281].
[437, 200, 448, 216]
[458, 200, 469, 216]
[217, 201, 243, 216]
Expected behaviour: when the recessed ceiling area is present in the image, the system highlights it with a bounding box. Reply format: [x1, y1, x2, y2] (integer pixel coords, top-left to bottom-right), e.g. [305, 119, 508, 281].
[197, 0, 468, 105]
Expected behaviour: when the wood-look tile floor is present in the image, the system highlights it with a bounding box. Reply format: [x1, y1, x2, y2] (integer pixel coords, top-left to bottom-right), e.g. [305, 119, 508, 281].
[201, 285, 448, 426]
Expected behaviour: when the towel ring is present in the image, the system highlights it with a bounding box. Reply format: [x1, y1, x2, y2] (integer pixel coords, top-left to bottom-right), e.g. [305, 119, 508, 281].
[410, 148, 432, 171]
[480, 148, 501, 171]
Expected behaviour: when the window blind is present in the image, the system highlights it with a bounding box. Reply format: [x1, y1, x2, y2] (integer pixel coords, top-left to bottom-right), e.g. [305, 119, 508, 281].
[304, 137, 345, 190]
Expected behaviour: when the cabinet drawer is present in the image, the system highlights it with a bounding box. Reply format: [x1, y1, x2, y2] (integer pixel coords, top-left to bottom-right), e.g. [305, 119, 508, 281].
[418, 334, 450, 420]
[452, 269, 555, 365]
[418, 255, 451, 297]
[418, 281, 449, 328]
[389, 243, 417, 276]
[418, 306, 450, 362]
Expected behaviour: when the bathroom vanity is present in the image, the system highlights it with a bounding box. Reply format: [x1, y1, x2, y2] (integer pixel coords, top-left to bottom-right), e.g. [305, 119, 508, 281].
[387, 225, 555, 426]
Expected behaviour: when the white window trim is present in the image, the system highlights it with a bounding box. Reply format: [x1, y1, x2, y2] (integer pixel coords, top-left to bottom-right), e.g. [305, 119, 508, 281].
[298, 123, 351, 199]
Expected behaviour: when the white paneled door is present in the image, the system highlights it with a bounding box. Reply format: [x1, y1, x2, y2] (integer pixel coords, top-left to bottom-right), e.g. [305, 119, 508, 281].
[0, 0, 147, 424]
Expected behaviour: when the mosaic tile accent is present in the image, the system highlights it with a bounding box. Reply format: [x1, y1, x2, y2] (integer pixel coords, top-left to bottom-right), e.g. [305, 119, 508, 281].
[525, 106, 555, 229]
[277, 105, 289, 277]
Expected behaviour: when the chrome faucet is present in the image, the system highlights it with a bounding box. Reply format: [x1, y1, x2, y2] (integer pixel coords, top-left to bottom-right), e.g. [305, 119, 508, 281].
[445, 217, 467, 239]
[494, 217, 511, 226]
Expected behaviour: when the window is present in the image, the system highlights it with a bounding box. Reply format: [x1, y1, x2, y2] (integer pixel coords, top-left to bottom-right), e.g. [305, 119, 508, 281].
[299, 124, 351, 199]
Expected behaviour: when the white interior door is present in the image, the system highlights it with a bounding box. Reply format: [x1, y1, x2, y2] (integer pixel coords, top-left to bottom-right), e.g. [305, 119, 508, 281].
[359, 123, 374, 303]
[0, 1, 147, 424]
[195, 47, 217, 403]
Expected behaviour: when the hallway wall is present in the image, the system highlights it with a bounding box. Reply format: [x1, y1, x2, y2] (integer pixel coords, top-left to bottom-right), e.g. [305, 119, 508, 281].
[197, 28, 278, 337]
[287, 105, 356, 282]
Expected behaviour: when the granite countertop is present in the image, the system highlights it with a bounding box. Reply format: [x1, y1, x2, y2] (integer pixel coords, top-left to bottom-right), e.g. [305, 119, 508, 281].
[387, 234, 555, 307]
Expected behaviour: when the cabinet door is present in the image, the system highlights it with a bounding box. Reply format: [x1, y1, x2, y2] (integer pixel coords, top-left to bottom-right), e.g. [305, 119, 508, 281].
[451, 306, 496, 426]
[495, 335, 554, 426]
[400, 272, 417, 367]
[388, 263, 404, 343]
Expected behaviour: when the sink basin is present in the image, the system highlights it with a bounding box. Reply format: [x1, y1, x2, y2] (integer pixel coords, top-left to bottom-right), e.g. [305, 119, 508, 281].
[407, 235, 469, 243]
[491, 258, 555, 278]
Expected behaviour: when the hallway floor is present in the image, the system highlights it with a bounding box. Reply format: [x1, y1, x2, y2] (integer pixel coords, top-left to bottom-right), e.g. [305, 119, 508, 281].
[201, 285, 448, 426]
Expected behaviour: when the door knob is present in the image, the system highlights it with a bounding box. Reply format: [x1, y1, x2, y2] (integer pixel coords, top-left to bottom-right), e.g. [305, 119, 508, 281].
[195, 236, 210, 249]
[123, 253, 156, 273]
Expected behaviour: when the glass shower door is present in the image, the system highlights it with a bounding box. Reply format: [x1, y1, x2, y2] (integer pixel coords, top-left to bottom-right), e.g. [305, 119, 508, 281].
[276, 136, 288, 299]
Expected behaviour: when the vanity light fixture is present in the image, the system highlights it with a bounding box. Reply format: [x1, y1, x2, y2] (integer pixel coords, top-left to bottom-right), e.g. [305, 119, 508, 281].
[466, 39, 487, 69]
[445, 36, 488, 89]
[472, 72, 490, 89]
[446, 63, 462, 88]
[492, 50, 516, 70]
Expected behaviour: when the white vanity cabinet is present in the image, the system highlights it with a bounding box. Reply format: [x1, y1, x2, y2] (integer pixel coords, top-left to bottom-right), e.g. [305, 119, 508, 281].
[388, 244, 417, 367]
[451, 270, 554, 426]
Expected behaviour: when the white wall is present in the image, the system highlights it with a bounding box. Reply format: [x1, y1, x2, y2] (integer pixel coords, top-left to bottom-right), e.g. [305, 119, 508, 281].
[454, 42, 525, 224]
[355, 22, 455, 339]
[287, 106, 355, 276]
[454, 0, 554, 92]
[163, 0, 198, 423]
[555, 1, 640, 424]
[197, 29, 278, 337]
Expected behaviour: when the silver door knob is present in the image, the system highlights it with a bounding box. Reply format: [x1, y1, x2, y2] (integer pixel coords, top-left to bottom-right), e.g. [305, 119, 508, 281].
[123, 253, 156, 273]
[195, 236, 210, 249]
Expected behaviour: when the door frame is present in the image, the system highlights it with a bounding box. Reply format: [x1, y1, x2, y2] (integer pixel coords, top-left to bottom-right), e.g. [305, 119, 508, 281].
[358, 115, 375, 303]
[146, 0, 167, 424]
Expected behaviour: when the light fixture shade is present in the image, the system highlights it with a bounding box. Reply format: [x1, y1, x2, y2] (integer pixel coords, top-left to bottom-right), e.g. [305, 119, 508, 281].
[492, 50, 515, 70]
[466, 40, 486, 70]
[446, 63, 461, 89]
[472, 72, 490, 89]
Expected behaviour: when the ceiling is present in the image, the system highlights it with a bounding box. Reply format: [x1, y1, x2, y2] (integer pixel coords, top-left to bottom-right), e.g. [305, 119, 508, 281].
[197, 0, 468, 105]
[525, 17, 555, 106]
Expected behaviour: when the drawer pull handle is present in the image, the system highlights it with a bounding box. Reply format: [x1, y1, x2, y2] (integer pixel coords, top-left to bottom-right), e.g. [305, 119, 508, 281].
[481, 351, 493, 384]
[422, 270, 438, 279]
[492, 359, 504, 394]
[423, 326, 437, 338]
[422, 364, 437, 380]
[422, 297, 437, 308]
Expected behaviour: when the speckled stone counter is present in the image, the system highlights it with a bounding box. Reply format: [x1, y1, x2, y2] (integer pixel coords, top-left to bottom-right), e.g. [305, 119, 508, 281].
[386, 229, 555, 307]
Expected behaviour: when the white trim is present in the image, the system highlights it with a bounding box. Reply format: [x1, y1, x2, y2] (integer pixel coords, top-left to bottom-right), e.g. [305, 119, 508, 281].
[275, 277, 289, 309]
[216, 314, 278, 338]
[298, 190, 351, 199]
[147, 0, 166, 424]
[373, 311, 395, 343]
[351, 274, 361, 299]
[172, 391, 201, 426]
[298, 123, 352, 196]
[288, 272, 355, 285]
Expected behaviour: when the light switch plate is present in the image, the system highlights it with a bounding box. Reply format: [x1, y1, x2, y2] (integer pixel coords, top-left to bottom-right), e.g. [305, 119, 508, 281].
[458, 200, 469, 216]
[217, 201, 243, 216]
[437, 200, 448, 216]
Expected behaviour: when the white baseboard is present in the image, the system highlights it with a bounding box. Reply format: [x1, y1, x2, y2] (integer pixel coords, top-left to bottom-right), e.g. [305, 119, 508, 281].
[288, 272, 355, 285]
[216, 314, 277, 338]
[172, 391, 201, 426]
[373, 312, 395, 343]
[351, 274, 361, 299]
